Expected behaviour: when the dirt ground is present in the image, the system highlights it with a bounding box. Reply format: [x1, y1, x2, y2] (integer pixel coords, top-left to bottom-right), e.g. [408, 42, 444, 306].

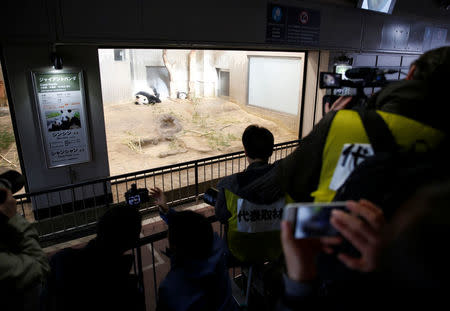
[0, 107, 21, 173]
[104, 97, 297, 176]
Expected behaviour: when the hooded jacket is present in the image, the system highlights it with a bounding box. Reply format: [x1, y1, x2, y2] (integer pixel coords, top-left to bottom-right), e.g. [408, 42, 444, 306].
[157, 209, 237, 311]
[0, 213, 50, 311]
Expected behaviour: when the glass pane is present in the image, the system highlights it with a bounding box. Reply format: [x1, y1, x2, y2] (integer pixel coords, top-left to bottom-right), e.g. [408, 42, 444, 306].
[98, 49, 305, 176]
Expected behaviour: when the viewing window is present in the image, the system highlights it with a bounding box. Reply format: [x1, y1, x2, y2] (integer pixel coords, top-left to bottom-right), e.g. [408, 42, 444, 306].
[0, 63, 22, 179]
[98, 49, 305, 176]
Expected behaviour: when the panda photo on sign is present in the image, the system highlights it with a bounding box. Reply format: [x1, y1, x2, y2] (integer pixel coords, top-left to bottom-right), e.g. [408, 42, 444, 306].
[48, 118, 63, 132]
[134, 87, 161, 105]
[47, 109, 81, 131]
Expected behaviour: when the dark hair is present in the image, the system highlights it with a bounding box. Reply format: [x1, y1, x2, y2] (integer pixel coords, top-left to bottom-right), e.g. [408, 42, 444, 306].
[96, 206, 142, 254]
[242, 125, 274, 162]
[168, 210, 214, 261]
[412, 46, 450, 82]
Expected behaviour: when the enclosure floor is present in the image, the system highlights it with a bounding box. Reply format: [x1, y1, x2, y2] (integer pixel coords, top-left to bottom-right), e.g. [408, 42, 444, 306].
[103, 98, 297, 176]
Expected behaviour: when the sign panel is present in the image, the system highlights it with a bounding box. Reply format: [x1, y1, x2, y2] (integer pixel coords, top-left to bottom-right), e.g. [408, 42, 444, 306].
[266, 3, 320, 46]
[31, 70, 91, 168]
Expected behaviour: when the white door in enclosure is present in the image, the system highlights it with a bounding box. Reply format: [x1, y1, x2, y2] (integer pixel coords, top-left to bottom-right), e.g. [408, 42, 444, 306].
[248, 56, 303, 115]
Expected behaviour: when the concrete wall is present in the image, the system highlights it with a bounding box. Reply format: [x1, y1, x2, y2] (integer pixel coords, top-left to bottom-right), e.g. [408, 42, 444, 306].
[98, 49, 132, 105]
[213, 51, 305, 134]
[99, 49, 191, 102]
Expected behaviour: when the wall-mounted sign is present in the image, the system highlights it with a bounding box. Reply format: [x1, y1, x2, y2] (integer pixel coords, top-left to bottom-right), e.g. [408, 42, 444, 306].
[31, 69, 91, 168]
[266, 3, 321, 46]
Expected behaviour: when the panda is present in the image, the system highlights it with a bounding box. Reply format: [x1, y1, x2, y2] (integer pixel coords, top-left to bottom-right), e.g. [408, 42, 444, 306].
[59, 109, 81, 130]
[134, 87, 161, 105]
[48, 118, 62, 131]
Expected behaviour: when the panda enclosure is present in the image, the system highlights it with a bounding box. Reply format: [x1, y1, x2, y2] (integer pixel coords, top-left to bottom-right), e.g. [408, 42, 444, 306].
[99, 49, 303, 176]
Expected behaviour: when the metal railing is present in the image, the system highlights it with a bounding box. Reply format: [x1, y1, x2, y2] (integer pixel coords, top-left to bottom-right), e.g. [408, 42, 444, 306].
[14, 139, 300, 246]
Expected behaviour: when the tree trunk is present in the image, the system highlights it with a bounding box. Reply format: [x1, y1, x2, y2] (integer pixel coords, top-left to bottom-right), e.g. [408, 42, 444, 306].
[188, 50, 197, 99]
[162, 49, 177, 99]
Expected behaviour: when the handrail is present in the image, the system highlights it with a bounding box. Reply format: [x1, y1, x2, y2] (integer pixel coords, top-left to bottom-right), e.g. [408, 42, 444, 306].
[14, 139, 300, 199]
[16, 139, 299, 245]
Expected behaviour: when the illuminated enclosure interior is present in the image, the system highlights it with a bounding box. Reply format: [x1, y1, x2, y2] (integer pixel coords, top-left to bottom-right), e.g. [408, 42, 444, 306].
[98, 49, 305, 176]
[0, 63, 21, 177]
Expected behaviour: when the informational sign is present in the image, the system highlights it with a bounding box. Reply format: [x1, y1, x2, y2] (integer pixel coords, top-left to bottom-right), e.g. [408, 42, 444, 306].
[266, 3, 320, 46]
[31, 70, 91, 168]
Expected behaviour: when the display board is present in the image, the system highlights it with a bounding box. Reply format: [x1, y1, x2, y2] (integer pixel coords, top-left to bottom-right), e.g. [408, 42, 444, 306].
[31, 69, 91, 168]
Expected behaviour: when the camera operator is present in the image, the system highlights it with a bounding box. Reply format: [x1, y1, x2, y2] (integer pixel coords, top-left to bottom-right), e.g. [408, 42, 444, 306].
[238, 46, 450, 303]
[0, 187, 50, 310]
[241, 46, 450, 205]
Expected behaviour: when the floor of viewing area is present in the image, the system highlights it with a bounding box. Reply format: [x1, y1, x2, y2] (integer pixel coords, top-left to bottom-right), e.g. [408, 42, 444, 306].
[43, 201, 220, 311]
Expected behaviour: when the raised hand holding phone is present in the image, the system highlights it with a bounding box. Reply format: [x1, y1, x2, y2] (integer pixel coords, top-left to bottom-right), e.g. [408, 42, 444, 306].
[281, 220, 341, 281]
[281, 200, 385, 282]
[149, 187, 169, 214]
[281, 202, 345, 281]
[329, 199, 384, 272]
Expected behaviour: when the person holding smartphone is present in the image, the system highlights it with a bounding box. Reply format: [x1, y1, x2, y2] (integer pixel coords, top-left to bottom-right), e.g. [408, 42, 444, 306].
[150, 187, 238, 311]
[278, 199, 385, 308]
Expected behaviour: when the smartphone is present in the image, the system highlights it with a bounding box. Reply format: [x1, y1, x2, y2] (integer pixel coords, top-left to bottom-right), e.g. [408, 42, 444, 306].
[283, 202, 348, 239]
[319, 72, 342, 89]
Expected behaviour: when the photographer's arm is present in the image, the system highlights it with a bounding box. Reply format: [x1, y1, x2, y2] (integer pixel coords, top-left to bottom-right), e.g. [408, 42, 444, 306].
[324, 96, 352, 114]
[0, 189, 50, 290]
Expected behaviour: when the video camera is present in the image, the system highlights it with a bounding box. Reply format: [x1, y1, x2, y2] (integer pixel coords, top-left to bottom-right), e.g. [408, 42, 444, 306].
[319, 67, 398, 111]
[0, 170, 25, 204]
[124, 183, 150, 207]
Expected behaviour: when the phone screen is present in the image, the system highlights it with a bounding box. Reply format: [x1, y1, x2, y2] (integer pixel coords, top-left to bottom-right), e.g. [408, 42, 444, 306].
[284, 203, 347, 239]
[319, 72, 342, 89]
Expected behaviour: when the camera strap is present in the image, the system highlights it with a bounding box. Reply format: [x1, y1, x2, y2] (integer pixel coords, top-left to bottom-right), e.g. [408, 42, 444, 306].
[354, 107, 398, 153]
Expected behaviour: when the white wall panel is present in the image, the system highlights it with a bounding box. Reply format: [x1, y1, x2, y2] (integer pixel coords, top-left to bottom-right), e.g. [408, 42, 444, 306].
[248, 57, 302, 115]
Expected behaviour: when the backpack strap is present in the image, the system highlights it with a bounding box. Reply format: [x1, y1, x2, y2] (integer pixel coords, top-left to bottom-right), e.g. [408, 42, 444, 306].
[354, 107, 398, 153]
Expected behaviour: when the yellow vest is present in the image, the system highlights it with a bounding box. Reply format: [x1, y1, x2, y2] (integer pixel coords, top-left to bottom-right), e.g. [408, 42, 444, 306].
[311, 110, 445, 203]
[225, 190, 293, 263]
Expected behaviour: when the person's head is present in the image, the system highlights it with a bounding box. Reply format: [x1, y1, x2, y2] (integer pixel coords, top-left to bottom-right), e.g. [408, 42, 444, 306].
[168, 210, 214, 261]
[242, 125, 274, 163]
[381, 181, 450, 295]
[96, 206, 142, 255]
[406, 46, 450, 82]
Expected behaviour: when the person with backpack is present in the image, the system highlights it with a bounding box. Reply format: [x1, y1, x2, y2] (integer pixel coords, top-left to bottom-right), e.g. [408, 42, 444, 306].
[238, 46, 450, 305]
[241, 46, 450, 206]
[150, 187, 238, 311]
